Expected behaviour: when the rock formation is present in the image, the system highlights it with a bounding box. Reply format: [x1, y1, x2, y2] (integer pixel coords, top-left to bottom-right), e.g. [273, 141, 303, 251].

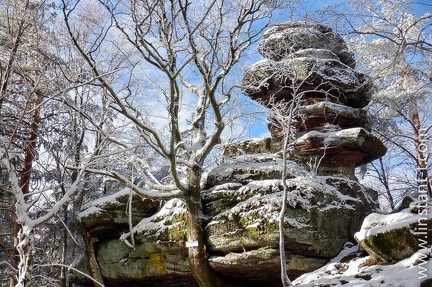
[240, 21, 386, 178]
[73, 157, 379, 287]
[71, 22, 386, 287]
[355, 200, 432, 263]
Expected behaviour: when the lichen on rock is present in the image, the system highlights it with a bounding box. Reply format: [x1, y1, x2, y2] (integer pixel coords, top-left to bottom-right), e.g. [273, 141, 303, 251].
[355, 206, 432, 263]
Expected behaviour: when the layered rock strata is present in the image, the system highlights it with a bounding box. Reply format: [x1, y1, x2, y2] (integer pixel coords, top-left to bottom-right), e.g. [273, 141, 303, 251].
[240, 21, 386, 177]
[73, 155, 378, 287]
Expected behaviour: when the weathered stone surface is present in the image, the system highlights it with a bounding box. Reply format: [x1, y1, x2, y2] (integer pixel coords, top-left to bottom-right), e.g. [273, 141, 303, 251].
[295, 102, 371, 132]
[209, 247, 327, 286]
[242, 57, 373, 108]
[206, 153, 306, 188]
[355, 207, 432, 262]
[78, 188, 160, 238]
[258, 21, 355, 67]
[222, 138, 283, 157]
[292, 243, 432, 286]
[241, 20, 385, 178]
[71, 21, 388, 287]
[95, 240, 192, 287]
[292, 128, 387, 167]
[269, 102, 371, 139]
[204, 174, 377, 259]
[291, 48, 341, 61]
[73, 156, 378, 287]
[73, 199, 194, 287]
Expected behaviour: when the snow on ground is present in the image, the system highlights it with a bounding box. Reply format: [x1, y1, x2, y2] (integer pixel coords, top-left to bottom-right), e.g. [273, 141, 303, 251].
[293, 243, 432, 287]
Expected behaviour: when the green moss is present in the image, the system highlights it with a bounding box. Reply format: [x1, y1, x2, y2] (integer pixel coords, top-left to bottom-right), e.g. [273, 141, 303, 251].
[144, 251, 166, 275]
[124, 245, 167, 276]
[369, 228, 418, 261]
[238, 213, 278, 240]
[168, 221, 187, 242]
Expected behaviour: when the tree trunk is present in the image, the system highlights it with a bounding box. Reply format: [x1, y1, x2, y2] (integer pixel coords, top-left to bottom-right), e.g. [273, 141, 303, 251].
[14, 226, 32, 287]
[60, 205, 69, 287]
[185, 168, 224, 287]
[186, 196, 229, 287]
[85, 231, 105, 286]
[412, 105, 432, 197]
[11, 93, 42, 287]
[73, 185, 105, 287]
[9, 218, 19, 287]
[18, 95, 40, 195]
[377, 158, 395, 210]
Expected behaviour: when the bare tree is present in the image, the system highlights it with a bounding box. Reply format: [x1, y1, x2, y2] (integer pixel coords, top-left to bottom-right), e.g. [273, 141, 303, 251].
[0, 1, 109, 286]
[60, 0, 292, 286]
[0, 0, 54, 285]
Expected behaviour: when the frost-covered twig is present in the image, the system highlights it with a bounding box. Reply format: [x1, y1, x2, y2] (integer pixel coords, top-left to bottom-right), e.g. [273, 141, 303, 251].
[126, 189, 136, 249]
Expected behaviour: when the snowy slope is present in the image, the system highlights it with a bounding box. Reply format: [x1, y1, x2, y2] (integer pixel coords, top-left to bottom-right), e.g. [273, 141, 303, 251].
[293, 243, 431, 287]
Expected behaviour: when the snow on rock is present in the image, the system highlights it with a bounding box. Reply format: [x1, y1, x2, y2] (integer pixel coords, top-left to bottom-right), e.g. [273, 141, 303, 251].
[258, 21, 355, 67]
[355, 208, 431, 241]
[242, 57, 372, 108]
[77, 198, 192, 286]
[72, 21, 390, 287]
[127, 198, 187, 242]
[293, 127, 387, 169]
[295, 101, 371, 133]
[78, 188, 159, 238]
[204, 164, 378, 278]
[241, 20, 386, 181]
[293, 243, 432, 287]
[355, 206, 432, 263]
[206, 153, 307, 187]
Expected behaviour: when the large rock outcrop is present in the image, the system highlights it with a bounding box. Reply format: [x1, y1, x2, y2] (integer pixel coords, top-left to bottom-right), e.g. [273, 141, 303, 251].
[240, 21, 386, 178]
[71, 21, 384, 287]
[257, 22, 356, 67]
[203, 155, 378, 283]
[73, 156, 378, 287]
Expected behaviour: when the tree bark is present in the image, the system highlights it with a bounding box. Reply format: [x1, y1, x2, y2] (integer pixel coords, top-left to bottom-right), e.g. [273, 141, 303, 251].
[185, 168, 224, 287]
[19, 96, 40, 194]
[10, 93, 42, 287]
[412, 105, 432, 197]
[60, 205, 69, 287]
[85, 231, 105, 286]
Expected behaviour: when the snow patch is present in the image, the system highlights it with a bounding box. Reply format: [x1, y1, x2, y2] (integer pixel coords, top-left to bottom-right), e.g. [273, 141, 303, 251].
[78, 188, 133, 219]
[355, 207, 432, 241]
[294, 246, 432, 287]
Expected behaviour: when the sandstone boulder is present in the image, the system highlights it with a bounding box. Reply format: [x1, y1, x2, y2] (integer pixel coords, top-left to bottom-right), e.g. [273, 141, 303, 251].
[78, 188, 160, 238]
[258, 21, 355, 67]
[71, 21, 387, 287]
[202, 160, 378, 282]
[74, 199, 193, 287]
[242, 57, 373, 108]
[73, 155, 378, 287]
[355, 206, 432, 263]
[294, 102, 371, 133]
[292, 128, 387, 169]
[269, 102, 371, 139]
[206, 153, 306, 188]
